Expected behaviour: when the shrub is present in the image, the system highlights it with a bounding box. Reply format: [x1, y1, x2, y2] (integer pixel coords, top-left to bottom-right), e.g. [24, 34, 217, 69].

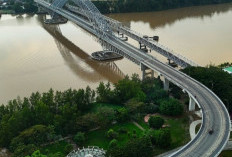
[64, 144, 73, 154]
[74, 132, 85, 146]
[109, 139, 118, 148]
[12, 144, 37, 157]
[107, 129, 119, 139]
[159, 98, 184, 116]
[155, 129, 171, 148]
[148, 116, 164, 129]
[118, 127, 127, 134]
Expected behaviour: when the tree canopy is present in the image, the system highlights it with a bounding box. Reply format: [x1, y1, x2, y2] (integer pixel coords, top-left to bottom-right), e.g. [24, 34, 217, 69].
[182, 66, 232, 113]
[148, 116, 164, 129]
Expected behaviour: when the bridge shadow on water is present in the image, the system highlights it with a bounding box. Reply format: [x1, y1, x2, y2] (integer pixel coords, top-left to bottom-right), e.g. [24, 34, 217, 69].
[37, 15, 125, 83]
[108, 3, 232, 29]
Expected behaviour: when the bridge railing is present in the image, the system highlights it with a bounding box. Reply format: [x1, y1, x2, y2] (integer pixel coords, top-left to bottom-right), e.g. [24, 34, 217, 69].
[66, 4, 199, 68]
[34, 1, 230, 155]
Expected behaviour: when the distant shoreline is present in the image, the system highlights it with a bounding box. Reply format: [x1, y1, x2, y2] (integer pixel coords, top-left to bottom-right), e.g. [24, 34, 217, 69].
[1, 1, 232, 15]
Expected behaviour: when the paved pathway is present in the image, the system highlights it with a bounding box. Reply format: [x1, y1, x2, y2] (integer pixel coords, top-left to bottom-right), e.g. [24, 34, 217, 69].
[132, 121, 145, 131]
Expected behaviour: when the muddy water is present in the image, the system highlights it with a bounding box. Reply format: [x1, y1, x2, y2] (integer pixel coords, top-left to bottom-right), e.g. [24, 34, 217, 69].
[1, 3, 232, 104]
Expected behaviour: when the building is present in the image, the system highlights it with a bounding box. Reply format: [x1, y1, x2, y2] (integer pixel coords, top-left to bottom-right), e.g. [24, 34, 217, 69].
[223, 66, 232, 75]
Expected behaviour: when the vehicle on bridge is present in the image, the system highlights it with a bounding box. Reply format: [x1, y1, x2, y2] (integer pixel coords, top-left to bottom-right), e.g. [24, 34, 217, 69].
[209, 129, 214, 135]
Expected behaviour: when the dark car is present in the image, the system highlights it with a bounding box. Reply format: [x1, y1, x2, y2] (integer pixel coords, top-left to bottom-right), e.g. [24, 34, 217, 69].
[209, 129, 214, 135]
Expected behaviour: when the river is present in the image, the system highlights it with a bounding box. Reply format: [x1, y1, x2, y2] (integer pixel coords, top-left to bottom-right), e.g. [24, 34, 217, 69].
[1, 3, 232, 104]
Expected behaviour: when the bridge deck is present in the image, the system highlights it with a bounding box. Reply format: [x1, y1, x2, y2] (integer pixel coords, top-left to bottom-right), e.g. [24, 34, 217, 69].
[35, 1, 230, 156]
[66, 4, 198, 68]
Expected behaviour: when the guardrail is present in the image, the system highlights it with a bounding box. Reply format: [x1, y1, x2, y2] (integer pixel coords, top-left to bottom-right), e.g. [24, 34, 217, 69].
[35, 1, 231, 156]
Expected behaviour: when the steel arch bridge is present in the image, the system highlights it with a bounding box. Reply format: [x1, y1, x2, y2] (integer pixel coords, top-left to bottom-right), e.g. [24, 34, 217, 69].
[38, 15, 125, 83]
[34, 0, 231, 157]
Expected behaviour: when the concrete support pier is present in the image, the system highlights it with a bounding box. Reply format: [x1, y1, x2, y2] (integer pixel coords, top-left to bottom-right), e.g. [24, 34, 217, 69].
[151, 70, 154, 78]
[141, 63, 154, 80]
[189, 96, 196, 111]
[141, 64, 169, 91]
[141, 64, 148, 80]
[163, 77, 169, 91]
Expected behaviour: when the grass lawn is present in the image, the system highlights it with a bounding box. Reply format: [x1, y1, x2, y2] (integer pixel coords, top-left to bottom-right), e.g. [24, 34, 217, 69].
[84, 129, 110, 149]
[220, 150, 232, 157]
[166, 117, 190, 148]
[138, 114, 190, 149]
[86, 103, 189, 155]
[195, 123, 201, 133]
[152, 116, 190, 156]
[40, 141, 69, 156]
[84, 121, 145, 150]
[137, 119, 150, 130]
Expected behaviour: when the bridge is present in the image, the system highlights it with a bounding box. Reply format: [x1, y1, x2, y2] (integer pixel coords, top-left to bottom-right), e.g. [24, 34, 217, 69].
[38, 15, 125, 83]
[34, 0, 231, 156]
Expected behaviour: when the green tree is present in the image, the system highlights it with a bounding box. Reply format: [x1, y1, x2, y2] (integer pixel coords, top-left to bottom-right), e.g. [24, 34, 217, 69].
[107, 136, 153, 157]
[25, 150, 47, 157]
[141, 78, 167, 104]
[13, 3, 24, 13]
[109, 139, 118, 148]
[64, 144, 73, 154]
[148, 116, 164, 129]
[74, 132, 85, 146]
[10, 125, 51, 152]
[113, 76, 146, 103]
[183, 66, 232, 113]
[159, 98, 184, 116]
[125, 98, 145, 114]
[97, 106, 115, 127]
[76, 113, 99, 131]
[96, 82, 112, 103]
[12, 144, 37, 157]
[154, 129, 172, 148]
[107, 129, 119, 139]
[115, 108, 129, 122]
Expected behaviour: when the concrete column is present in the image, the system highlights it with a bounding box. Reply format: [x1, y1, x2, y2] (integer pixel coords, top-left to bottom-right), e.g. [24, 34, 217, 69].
[189, 96, 196, 111]
[141, 64, 146, 81]
[142, 69, 146, 81]
[151, 70, 154, 78]
[163, 77, 169, 91]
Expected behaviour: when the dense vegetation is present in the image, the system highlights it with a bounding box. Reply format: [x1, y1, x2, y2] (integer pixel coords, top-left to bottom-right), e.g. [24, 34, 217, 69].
[2, 65, 230, 156]
[0, 0, 37, 14]
[181, 66, 232, 113]
[1, 0, 232, 14]
[93, 0, 232, 14]
[0, 75, 186, 157]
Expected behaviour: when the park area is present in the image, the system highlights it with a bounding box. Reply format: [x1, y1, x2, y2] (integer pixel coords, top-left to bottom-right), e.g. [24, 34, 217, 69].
[43, 103, 190, 156]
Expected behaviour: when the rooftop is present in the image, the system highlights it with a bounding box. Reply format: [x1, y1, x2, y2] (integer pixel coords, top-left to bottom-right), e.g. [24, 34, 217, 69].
[223, 66, 232, 74]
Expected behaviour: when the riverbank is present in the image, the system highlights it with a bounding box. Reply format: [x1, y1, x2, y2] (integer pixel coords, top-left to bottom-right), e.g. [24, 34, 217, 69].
[1, 0, 232, 15]
[0, 10, 14, 14]
[94, 0, 232, 14]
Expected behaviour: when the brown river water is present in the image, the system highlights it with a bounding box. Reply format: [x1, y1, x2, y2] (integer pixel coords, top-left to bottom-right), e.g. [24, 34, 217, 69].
[0, 3, 232, 104]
